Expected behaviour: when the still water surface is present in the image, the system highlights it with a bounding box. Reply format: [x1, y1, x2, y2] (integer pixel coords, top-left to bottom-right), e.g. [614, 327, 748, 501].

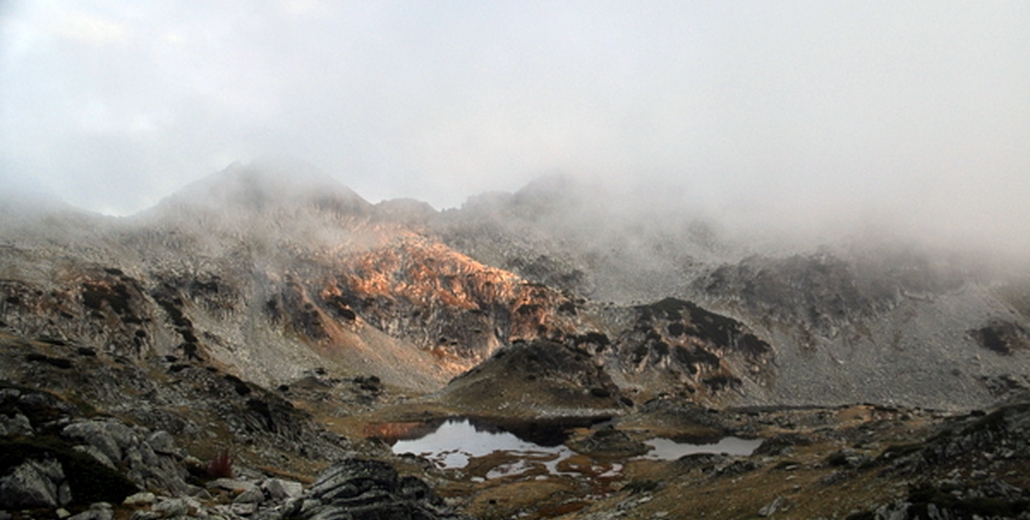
[639, 435, 763, 460]
[388, 418, 761, 478]
[392, 419, 572, 470]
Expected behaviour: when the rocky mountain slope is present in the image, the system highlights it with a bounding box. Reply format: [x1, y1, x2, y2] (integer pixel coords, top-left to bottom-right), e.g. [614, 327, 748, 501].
[3, 160, 1030, 519]
[429, 175, 1030, 410]
[2, 161, 1029, 411]
[0, 163, 763, 406]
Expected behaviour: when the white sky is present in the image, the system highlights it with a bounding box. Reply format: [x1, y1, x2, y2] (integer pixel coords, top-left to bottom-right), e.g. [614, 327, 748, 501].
[1, 1, 1028, 252]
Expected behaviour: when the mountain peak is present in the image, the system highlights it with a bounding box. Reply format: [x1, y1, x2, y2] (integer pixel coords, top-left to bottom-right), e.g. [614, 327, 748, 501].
[511, 173, 584, 212]
[146, 159, 372, 223]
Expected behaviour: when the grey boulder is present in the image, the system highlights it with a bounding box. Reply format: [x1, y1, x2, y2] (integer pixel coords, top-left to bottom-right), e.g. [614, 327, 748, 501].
[0, 458, 70, 509]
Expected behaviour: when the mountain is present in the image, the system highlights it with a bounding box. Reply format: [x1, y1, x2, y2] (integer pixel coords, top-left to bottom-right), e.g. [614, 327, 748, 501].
[3, 162, 1029, 406]
[3, 161, 1030, 519]
[431, 173, 1030, 409]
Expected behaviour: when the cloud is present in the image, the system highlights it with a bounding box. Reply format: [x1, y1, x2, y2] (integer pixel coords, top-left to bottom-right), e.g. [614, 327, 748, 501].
[49, 8, 131, 46]
[1, 1, 1028, 258]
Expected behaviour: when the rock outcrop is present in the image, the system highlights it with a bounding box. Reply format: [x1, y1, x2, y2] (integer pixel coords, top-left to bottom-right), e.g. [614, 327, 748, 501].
[0, 458, 69, 509]
[61, 419, 191, 496]
[606, 297, 773, 400]
[439, 339, 628, 419]
[284, 458, 468, 520]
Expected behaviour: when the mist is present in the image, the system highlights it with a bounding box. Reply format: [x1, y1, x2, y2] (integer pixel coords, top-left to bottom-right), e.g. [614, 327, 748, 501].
[2, 1, 1028, 259]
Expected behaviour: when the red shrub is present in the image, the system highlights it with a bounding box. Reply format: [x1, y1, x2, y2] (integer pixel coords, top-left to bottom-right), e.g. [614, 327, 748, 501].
[207, 450, 233, 479]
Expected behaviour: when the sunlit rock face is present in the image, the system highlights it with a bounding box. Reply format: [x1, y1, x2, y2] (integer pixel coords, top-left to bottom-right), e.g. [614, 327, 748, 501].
[0, 163, 592, 395]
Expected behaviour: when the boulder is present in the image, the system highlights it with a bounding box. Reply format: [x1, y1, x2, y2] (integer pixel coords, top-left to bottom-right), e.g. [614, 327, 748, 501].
[758, 495, 785, 517]
[208, 478, 259, 494]
[62, 419, 190, 496]
[73, 444, 116, 469]
[307, 459, 398, 501]
[0, 413, 33, 437]
[122, 491, 156, 506]
[234, 486, 265, 504]
[231, 501, 258, 516]
[151, 497, 190, 517]
[290, 458, 468, 520]
[263, 478, 304, 501]
[62, 420, 137, 465]
[825, 448, 872, 469]
[145, 431, 181, 458]
[0, 458, 68, 509]
[68, 503, 114, 520]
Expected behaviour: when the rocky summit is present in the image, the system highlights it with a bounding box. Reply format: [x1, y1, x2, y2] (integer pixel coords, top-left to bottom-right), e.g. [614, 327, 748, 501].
[2, 162, 1029, 519]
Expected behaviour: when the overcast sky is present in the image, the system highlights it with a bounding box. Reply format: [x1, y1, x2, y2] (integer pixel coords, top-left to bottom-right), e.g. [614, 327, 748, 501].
[1, 1, 1028, 251]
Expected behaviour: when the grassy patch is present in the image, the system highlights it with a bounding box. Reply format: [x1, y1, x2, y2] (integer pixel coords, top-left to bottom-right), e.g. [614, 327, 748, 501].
[622, 479, 661, 494]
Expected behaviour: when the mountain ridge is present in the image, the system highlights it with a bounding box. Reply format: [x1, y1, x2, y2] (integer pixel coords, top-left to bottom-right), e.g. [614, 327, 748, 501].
[1, 161, 1028, 411]
[4, 161, 1030, 519]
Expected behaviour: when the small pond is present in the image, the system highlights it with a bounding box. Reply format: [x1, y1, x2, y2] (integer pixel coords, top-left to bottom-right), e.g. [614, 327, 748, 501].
[373, 418, 761, 480]
[639, 436, 763, 460]
[392, 419, 576, 476]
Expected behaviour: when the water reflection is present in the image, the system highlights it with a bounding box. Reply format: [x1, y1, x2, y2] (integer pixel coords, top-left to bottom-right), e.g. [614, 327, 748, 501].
[639, 436, 763, 460]
[376, 418, 761, 480]
[391, 419, 574, 471]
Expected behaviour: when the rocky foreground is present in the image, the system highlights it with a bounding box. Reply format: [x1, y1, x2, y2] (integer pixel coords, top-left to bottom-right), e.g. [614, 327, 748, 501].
[0, 381, 467, 520]
[4, 341, 1030, 520]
